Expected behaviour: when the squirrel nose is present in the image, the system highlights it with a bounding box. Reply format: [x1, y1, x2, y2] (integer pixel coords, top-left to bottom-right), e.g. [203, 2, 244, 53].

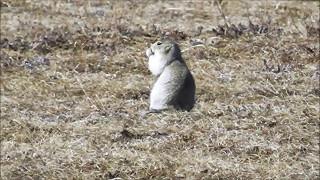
[146, 48, 154, 58]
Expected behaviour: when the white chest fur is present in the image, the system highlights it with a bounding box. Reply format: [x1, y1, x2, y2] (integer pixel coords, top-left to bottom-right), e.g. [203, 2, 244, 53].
[148, 52, 167, 77]
[149, 69, 173, 110]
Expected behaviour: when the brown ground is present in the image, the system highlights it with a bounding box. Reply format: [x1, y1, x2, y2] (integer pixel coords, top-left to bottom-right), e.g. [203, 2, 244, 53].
[1, 0, 319, 179]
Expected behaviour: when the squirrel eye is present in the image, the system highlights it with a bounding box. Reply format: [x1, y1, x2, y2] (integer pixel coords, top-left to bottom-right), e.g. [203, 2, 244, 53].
[156, 41, 162, 45]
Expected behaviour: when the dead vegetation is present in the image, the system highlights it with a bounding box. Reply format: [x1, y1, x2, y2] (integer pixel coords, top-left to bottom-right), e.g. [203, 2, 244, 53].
[1, 0, 319, 179]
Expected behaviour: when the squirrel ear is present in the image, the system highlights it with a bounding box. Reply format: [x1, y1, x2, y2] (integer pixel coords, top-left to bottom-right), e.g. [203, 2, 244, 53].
[165, 45, 172, 53]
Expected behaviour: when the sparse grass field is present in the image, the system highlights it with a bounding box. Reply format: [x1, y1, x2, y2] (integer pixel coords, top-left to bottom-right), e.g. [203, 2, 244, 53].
[1, 0, 319, 179]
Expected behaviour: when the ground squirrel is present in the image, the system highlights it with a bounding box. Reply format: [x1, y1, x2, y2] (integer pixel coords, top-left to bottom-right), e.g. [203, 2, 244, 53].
[145, 39, 195, 113]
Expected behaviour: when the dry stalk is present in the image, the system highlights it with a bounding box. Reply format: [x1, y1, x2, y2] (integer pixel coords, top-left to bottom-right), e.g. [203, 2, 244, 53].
[214, 0, 230, 27]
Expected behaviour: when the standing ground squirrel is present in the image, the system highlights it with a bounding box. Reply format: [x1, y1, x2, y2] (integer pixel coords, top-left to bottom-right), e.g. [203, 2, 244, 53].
[145, 39, 196, 113]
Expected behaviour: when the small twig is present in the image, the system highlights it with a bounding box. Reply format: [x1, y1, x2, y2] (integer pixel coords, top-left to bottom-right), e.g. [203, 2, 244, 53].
[95, 94, 106, 110]
[181, 44, 205, 53]
[244, 1, 251, 23]
[214, 0, 230, 27]
[290, 16, 307, 37]
[75, 76, 98, 110]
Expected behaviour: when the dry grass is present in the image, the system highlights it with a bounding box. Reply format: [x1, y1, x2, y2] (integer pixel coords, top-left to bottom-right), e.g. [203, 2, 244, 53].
[1, 0, 319, 179]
